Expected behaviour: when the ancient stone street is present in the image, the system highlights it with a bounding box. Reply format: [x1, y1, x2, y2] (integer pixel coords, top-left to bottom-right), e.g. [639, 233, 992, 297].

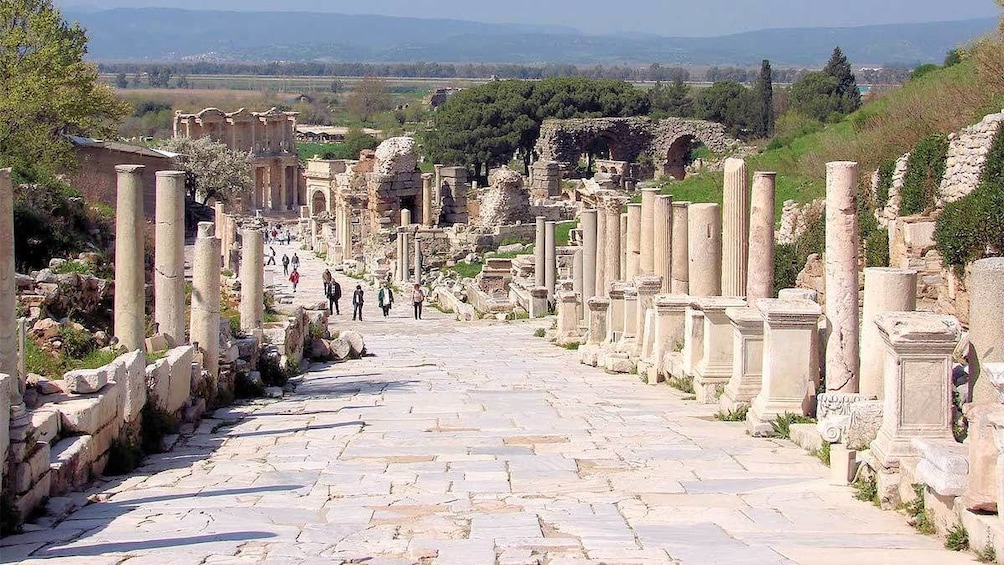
[2, 276, 974, 564]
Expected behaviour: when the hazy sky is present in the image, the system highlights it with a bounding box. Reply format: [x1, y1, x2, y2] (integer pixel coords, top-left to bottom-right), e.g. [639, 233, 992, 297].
[60, 0, 1001, 36]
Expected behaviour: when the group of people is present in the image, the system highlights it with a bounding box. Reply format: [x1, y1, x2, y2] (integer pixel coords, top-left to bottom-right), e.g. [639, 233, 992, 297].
[264, 223, 292, 245]
[346, 281, 426, 321]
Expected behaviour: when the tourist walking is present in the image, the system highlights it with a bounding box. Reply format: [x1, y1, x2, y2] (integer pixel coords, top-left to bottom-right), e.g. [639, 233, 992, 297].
[322, 269, 333, 297]
[411, 283, 425, 320]
[327, 279, 342, 315]
[281, 253, 290, 276]
[352, 284, 365, 321]
[378, 283, 394, 317]
[291, 253, 300, 271]
[266, 246, 277, 266]
[289, 268, 300, 292]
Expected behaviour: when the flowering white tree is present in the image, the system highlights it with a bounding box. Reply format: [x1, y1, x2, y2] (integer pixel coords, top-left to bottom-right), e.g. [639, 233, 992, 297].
[159, 136, 252, 204]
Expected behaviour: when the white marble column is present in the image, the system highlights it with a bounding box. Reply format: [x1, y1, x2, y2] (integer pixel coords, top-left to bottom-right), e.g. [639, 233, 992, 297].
[860, 268, 918, 400]
[595, 205, 607, 296]
[0, 169, 18, 396]
[154, 170, 187, 345]
[654, 195, 673, 294]
[722, 158, 749, 297]
[401, 208, 412, 227]
[191, 222, 221, 382]
[545, 220, 557, 299]
[824, 161, 861, 393]
[581, 209, 597, 300]
[671, 201, 690, 294]
[626, 203, 642, 280]
[604, 199, 624, 290]
[535, 216, 546, 288]
[400, 230, 410, 283]
[619, 212, 628, 281]
[240, 229, 265, 332]
[422, 172, 434, 227]
[114, 165, 146, 352]
[687, 203, 722, 297]
[414, 235, 423, 284]
[640, 187, 659, 274]
[971, 258, 1004, 404]
[746, 172, 777, 302]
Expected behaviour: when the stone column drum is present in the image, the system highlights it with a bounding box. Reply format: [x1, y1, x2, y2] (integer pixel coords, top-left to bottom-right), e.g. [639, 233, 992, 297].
[0, 170, 17, 392]
[573, 250, 584, 322]
[401, 208, 412, 227]
[626, 203, 642, 280]
[114, 165, 146, 352]
[640, 187, 659, 275]
[544, 221, 557, 299]
[722, 158, 749, 297]
[581, 209, 598, 300]
[671, 201, 690, 294]
[239, 228, 265, 332]
[687, 203, 722, 297]
[535, 216, 546, 288]
[720, 307, 765, 412]
[191, 222, 221, 382]
[607, 283, 628, 339]
[154, 170, 187, 345]
[746, 298, 823, 436]
[746, 172, 777, 302]
[654, 195, 673, 293]
[556, 291, 581, 343]
[971, 258, 1004, 404]
[824, 161, 861, 393]
[604, 200, 624, 291]
[860, 268, 918, 399]
[870, 312, 961, 469]
[650, 295, 690, 381]
[529, 287, 549, 319]
[595, 206, 607, 296]
[400, 230, 410, 283]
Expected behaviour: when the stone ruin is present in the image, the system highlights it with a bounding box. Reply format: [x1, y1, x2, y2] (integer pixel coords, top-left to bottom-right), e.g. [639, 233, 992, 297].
[478, 165, 532, 227]
[0, 166, 370, 526]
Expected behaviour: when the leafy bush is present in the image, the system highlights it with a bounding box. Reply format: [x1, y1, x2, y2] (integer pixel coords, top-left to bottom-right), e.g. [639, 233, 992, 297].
[140, 404, 179, 454]
[945, 522, 970, 551]
[853, 475, 880, 506]
[935, 126, 1004, 272]
[714, 405, 749, 422]
[911, 64, 941, 81]
[104, 437, 143, 475]
[773, 204, 826, 294]
[859, 190, 889, 268]
[769, 413, 815, 439]
[905, 483, 937, 535]
[876, 159, 896, 209]
[900, 134, 949, 216]
[58, 325, 95, 359]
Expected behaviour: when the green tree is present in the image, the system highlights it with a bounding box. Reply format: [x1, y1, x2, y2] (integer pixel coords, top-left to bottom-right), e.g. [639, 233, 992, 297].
[0, 0, 129, 176]
[822, 46, 861, 114]
[944, 49, 963, 67]
[754, 59, 774, 138]
[114, 72, 128, 89]
[649, 78, 694, 118]
[694, 81, 757, 139]
[346, 76, 392, 123]
[788, 71, 841, 122]
[158, 137, 252, 204]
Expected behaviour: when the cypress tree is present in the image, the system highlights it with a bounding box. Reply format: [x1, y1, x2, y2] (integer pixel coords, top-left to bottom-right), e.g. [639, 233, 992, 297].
[755, 59, 774, 138]
[823, 46, 861, 114]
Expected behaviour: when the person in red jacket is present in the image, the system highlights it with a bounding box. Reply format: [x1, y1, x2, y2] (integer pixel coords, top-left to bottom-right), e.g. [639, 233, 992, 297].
[289, 268, 300, 292]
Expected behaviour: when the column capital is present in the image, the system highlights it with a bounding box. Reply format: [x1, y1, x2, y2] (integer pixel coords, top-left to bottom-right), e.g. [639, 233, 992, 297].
[874, 312, 961, 354]
[587, 296, 611, 311]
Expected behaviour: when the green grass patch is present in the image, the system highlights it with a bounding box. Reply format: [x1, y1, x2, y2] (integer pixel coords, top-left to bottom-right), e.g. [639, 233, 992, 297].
[714, 405, 749, 422]
[853, 474, 880, 506]
[667, 375, 695, 394]
[904, 483, 937, 535]
[555, 221, 577, 246]
[945, 522, 970, 551]
[533, 328, 546, 338]
[812, 441, 832, 467]
[448, 261, 483, 278]
[769, 413, 816, 439]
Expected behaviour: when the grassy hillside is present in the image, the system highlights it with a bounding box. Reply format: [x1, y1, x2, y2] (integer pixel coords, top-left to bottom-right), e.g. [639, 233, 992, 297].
[658, 54, 1004, 219]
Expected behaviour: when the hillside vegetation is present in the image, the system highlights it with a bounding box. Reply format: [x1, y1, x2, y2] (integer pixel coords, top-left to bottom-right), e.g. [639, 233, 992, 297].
[660, 52, 1004, 219]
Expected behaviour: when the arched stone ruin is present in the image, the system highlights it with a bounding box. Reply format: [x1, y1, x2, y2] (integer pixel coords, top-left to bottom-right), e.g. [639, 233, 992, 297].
[534, 117, 744, 180]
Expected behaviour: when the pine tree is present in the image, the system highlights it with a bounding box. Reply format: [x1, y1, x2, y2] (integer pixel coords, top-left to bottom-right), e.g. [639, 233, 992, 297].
[755, 59, 774, 138]
[823, 47, 861, 114]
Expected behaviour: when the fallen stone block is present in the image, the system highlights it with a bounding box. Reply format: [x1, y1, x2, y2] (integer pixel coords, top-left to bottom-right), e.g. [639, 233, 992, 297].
[59, 383, 120, 434]
[49, 435, 93, 496]
[117, 350, 147, 424]
[341, 330, 366, 357]
[63, 367, 109, 394]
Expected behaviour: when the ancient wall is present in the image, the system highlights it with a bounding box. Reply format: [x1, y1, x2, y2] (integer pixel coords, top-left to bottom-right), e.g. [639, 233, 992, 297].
[939, 110, 1004, 206]
[534, 117, 744, 180]
[69, 146, 175, 221]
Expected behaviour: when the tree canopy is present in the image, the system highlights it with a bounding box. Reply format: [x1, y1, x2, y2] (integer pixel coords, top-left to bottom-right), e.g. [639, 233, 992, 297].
[424, 78, 650, 179]
[694, 81, 757, 139]
[0, 0, 129, 177]
[754, 60, 774, 138]
[158, 137, 252, 204]
[346, 76, 393, 124]
[788, 47, 861, 122]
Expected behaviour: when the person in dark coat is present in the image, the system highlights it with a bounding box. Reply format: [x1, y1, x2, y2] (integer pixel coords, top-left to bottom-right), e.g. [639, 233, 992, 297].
[327, 279, 342, 315]
[351, 284, 364, 321]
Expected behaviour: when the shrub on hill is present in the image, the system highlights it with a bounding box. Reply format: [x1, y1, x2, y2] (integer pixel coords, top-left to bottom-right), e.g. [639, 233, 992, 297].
[900, 134, 949, 216]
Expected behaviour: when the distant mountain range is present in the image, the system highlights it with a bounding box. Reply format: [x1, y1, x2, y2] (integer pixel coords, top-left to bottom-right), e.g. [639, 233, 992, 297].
[66, 8, 998, 67]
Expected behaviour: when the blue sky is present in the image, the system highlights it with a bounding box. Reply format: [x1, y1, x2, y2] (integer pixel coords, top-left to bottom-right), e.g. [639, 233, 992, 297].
[60, 0, 1000, 36]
